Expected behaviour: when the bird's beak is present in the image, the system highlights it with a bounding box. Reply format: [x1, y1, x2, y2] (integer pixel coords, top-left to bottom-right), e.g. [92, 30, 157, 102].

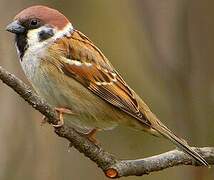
[6, 20, 25, 34]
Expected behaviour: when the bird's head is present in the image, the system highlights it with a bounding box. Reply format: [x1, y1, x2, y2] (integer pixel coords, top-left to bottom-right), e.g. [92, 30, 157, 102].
[6, 5, 73, 58]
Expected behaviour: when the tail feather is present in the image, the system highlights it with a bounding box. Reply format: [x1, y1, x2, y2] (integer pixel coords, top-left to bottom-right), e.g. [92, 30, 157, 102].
[153, 123, 208, 166]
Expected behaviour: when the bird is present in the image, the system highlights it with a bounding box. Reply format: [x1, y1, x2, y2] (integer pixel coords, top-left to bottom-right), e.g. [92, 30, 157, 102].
[6, 5, 208, 166]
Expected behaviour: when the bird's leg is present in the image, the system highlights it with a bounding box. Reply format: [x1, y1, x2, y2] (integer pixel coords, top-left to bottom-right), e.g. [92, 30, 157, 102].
[53, 107, 74, 128]
[79, 128, 101, 144]
[67, 128, 101, 151]
[40, 107, 73, 126]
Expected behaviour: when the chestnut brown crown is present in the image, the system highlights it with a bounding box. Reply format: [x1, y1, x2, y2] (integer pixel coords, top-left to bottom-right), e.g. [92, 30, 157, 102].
[14, 5, 70, 30]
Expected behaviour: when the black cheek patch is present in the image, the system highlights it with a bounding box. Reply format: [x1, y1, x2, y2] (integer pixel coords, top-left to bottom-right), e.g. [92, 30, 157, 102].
[39, 29, 54, 41]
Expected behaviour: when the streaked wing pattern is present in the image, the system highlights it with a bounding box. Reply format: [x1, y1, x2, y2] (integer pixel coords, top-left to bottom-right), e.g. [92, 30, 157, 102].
[55, 30, 151, 127]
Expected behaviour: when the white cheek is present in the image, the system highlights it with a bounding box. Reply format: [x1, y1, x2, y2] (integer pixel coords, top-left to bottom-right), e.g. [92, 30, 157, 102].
[26, 23, 73, 51]
[26, 23, 73, 54]
[20, 23, 74, 81]
[20, 27, 50, 80]
[27, 29, 39, 46]
[27, 27, 54, 54]
[21, 27, 55, 79]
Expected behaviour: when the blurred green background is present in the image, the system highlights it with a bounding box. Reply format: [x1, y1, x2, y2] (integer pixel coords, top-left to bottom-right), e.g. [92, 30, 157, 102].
[0, 0, 213, 179]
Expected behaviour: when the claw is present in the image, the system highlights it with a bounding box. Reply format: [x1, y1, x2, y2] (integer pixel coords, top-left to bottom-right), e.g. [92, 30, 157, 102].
[53, 107, 74, 128]
[80, 128, 101, 144]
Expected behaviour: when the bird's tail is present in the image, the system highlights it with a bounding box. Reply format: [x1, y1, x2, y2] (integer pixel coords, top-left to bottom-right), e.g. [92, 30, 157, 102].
[152, 121, 208, 166]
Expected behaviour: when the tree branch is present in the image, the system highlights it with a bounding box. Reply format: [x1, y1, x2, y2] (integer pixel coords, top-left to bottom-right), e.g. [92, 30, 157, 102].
[0, 65, 213, 178]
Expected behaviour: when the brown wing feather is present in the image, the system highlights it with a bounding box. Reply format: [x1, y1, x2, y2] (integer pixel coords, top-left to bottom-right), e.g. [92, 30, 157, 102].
[53, 30, 151, 127]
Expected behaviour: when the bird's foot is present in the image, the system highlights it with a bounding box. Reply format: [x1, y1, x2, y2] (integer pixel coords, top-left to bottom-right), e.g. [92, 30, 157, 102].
[80, 128, 101, 144]
[53, 107, 74, 128]
[67, 128, 100, 152]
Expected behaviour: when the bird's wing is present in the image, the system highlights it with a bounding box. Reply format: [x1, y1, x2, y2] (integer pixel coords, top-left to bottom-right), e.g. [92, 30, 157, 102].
[53, 30, 151, 127]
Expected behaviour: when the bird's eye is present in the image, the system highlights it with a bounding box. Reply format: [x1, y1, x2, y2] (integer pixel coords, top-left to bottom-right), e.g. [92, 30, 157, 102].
[30, 19, 38, 26]
[28, 19, 41, 29]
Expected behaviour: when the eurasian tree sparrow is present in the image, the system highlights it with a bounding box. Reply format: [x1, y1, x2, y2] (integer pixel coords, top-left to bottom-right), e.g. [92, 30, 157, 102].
[6, 5, 208, 166]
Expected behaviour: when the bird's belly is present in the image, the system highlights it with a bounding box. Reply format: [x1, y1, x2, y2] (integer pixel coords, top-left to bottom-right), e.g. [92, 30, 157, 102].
[30, 63, 125, 131]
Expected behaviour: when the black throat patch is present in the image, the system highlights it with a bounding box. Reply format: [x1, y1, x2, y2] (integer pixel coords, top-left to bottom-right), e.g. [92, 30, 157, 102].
[15, 33, 29, 60]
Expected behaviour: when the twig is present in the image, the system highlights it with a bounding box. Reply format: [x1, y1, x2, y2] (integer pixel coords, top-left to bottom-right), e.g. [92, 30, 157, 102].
[0, 65, 213, 178]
